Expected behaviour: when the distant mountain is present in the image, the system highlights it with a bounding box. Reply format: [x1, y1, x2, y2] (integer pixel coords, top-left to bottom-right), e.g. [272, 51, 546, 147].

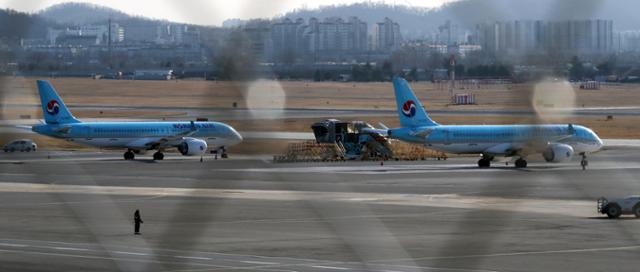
[8, 0, 640, 40]
[38, 2, 133, 25]
[282, 0, 640, 39]
[282, 3, 435, 38]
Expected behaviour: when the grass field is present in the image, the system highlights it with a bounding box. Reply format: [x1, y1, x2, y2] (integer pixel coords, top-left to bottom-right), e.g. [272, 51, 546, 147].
[1, 76, 639, 153]
[3, 76, 640, 113]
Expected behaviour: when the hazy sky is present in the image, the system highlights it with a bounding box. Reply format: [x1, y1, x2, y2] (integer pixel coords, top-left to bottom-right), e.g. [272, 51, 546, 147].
[0, 0, 456, 25]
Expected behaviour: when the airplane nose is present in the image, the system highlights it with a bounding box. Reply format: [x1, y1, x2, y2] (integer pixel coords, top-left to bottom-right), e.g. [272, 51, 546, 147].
[227, 126, 243, 145]
[597, 137, 604, 149]
[234, 130, 243, 143]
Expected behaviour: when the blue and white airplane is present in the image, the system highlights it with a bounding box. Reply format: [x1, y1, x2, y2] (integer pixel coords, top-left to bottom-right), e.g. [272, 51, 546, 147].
[387, 77, 603, 168]
[31, 80, 243, 160]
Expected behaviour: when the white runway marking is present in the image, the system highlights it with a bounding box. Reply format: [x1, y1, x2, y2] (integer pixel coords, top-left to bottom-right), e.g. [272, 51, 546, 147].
[0, 242, 27, 247]
[0, 248, 226, 268]
[241, 260, 280, 265]
[113, 251, 149, 256]
[310, 265, 349, 270]
[379, 244, 640, 263]
[52, 246, 90, 251]
[174, 255, 212, 261]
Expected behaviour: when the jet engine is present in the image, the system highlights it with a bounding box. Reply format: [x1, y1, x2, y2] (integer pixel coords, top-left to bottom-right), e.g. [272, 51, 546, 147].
[178, 138, 208, 156]
[542, 143, 574, 163]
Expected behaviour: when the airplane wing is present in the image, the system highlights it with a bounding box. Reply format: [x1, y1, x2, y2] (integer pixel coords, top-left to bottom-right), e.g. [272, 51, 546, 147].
[483, 143, 527, 157]
[15, 125, 35, 132]
[55, 126, 72, 134]
[409, 127, 434, 138]
[483, 124, 578, 157]
[126, 121, 199, 150]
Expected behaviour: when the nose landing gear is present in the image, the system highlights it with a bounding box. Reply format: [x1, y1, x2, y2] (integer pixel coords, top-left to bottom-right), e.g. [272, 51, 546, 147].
[580, 154, 588, 170]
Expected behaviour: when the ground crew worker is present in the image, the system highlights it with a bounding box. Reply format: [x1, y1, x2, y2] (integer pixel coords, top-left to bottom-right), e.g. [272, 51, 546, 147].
[134, 209, 143, 235]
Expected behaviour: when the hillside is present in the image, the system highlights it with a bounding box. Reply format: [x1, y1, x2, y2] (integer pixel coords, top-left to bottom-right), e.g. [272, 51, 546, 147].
[5, 1, 640, 40]
[38, 2, 131, 25]
[0, 9, 56, 39]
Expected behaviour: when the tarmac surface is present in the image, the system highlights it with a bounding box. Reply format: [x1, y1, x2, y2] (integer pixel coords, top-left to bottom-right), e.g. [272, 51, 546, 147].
[0, 148, 639, 271]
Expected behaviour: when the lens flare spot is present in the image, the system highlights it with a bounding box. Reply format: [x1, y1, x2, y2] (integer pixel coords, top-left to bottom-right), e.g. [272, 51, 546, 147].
[532, 79, 576, 121]
[245, 79, 286, 119]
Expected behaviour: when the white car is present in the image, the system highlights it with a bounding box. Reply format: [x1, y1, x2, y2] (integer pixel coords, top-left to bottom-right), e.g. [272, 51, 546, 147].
[598, 196, 640, 219]
[3, 139, 37, 152]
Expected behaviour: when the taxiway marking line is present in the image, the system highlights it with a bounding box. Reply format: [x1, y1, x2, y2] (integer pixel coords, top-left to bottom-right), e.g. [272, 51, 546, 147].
[379, 244, 640, 263]
[174, 255, 212, 261]
[0, 242, 27, 247]
[0, 237, 324, 264]
[241, 260, 280, 265]
[0, 248, 229, 268]
[113, 251, 149, 256]
[310, 265, 349, 270]
[52, 246, 89, 251]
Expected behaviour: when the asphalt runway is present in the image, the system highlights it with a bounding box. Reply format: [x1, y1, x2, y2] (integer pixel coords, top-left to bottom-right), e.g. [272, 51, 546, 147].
[0, 148, 639, 271]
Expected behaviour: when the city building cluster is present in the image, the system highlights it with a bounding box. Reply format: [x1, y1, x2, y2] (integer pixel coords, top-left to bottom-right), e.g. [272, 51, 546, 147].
[474, 20, 615, 55]
[242, 17, 403, 63]
[5, 12, 640, 81]
[19, 21, 205, 70]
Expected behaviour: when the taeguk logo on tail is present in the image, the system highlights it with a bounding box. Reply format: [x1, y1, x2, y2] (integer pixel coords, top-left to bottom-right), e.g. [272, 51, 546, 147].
[401, 100, 417, 117]
[46, 100, 60, 115]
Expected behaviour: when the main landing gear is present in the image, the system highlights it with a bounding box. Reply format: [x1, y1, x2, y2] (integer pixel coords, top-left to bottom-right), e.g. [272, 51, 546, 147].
[478, 156, 492, 168]
[153, 151, 164, 161]
[124, 150, 135, 160]
[515, 158, 528, 168]
[478, 156, 528, 168]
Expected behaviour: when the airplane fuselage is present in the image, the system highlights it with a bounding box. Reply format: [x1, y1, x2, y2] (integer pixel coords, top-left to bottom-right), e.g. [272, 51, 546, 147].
[32, 121, 243, 150]
[390, 124, 603, 156]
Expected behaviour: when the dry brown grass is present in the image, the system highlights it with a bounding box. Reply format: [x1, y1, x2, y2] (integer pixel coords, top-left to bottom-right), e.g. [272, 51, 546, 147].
[0, 132, 92, 151]
[3, 76, 640, 114]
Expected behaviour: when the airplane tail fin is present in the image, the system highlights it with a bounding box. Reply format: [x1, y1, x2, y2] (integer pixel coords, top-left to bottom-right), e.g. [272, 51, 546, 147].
[36, 80, 80, 124]
[392, 77, 438, 128]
